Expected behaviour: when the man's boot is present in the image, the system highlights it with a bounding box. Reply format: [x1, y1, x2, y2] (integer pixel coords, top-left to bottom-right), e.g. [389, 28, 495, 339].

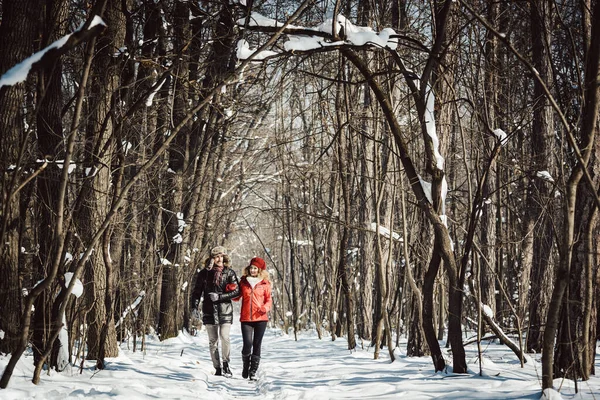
[215, 367, 222, 376]
[248, 355, 261, 381]
[242, 354, 251, 379]
[222, 361, 232, 378]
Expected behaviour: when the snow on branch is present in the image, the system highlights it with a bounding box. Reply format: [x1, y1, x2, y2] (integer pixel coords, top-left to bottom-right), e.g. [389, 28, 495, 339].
[492, 128, 509, 145]
[418, 176, 433, 204]
[369, 223, 403, 242]
[63, 272, 83, 298]
[536, 171, 555, 183]
[115, 291, 146, 328]
[0, 16, 106, 89]
[236, 13, 399, 59]
[424, 86, 444, 170]
[237, 40, 278, 61]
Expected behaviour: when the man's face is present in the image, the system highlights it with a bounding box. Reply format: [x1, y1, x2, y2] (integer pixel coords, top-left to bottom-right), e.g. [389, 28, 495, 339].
[213, 253, 224, 267]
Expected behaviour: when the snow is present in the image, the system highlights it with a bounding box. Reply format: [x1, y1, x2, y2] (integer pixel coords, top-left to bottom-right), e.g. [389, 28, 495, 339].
[55, 314, 70, 372]
[56, 160, 76, 174]
[87, 16, 105, 30]
[238, 13, 398, 56]
[481, 303, 494, 319]
[145, 76, 166, 106]
[236, 40, 278, 61]
[172, 233, 183, 244]
[160, 257, 172, 266]
[121, 141, 132, 155]
[293, 239, 312, 246]
[283, 35, 341, 52]
[418, 175, 433, 204]
[63, 272, 83, 298]
[115, 291, 145, 328]
[0, 37, 70, 89]
[369, 222, 403, 242]
[1, 327, 599, 399]
[536, 171, 555, 183]
[314, 15, 398, 49]
[177, 212, 187, 232]
[85, 166, 98, 177]
[493, 128, 508, 145]
[241, 12, 302, 29]
[424, 86, 444, 170]
[440, 175, 448, 219]
[0, 8, 596, 400]
[0, 16, 106, 89]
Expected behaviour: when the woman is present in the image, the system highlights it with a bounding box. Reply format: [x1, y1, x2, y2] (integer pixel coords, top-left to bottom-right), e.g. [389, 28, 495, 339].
[191, 246, 240, 377]
[235, 256, 272, 380]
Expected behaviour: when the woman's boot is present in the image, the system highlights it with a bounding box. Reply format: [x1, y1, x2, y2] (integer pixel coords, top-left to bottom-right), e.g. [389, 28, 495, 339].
[248, 355, 260, 380]
[242, 354, 251, 379]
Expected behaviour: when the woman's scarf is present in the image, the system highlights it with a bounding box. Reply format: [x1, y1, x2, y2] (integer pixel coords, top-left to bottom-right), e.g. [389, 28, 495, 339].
[246, 276, 261, 289]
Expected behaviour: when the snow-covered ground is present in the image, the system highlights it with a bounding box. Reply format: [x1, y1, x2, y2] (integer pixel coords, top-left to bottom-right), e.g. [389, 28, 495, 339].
[1, 326, 599, 399]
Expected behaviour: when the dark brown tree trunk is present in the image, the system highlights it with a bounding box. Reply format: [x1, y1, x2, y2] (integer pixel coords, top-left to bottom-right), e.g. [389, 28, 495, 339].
[123, 0, 164, 342]
[142, 0, 169, 336]
[429, 0, 468, 375]
[0, 0, 38, 356]
[542, 0, 600, 389]
[554, 167, 599, 380]
[158, 0, 192, 340]
[33, 0, 70, 371]
[358, 135, 374, 342]
[523, 0, 556, 353]
[78, 0, 126, 360]
[479, 0, 499, 318]
[336, 107, 356, 350]
[406, 206, 431, 357]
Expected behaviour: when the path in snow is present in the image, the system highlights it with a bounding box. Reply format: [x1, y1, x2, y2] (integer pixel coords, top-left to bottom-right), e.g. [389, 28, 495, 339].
[2, 326, 599, 399]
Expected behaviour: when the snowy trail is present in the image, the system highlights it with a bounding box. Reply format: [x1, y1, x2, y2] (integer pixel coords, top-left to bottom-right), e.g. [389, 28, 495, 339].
[1, 327, 600, 399]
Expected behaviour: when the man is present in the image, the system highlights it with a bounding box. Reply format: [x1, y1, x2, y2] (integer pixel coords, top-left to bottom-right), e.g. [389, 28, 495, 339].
[191, 246, 240, 377]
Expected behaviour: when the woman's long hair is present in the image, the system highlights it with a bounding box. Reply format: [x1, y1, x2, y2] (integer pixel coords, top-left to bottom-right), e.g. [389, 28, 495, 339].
[242, 264, 270, 282]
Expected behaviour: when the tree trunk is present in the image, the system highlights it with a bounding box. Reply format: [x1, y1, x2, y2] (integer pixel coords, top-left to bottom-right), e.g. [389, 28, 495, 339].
[479, 0, 500, 318]
[0, 0, 38, 356]
[542, 0, 600, 388]
[404, 183, 430, 357]
[554, 172, 599, 381]
[523, 0, 556, 353]
[336, 110, 356, 350]
[78, 0, 126, 360]
[33, 0, 70, 371]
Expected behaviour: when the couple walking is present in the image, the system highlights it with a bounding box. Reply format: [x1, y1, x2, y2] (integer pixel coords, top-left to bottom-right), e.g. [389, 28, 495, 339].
[191, 246, 272, 380]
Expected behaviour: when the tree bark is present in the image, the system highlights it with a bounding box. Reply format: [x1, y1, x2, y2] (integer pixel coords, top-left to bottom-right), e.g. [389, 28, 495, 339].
[523, 0, 556, 353]
[542, 0, 600, 388]
[0, 0, 38, 356]
[77, 0, 126, 360]
[33, 0, 70, 371]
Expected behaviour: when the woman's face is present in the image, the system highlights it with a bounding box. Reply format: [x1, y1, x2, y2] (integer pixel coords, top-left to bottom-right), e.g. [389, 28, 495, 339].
[249, 265, 259, 277]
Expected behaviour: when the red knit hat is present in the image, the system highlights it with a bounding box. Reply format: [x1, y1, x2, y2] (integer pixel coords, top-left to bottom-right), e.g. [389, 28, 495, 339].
[249, 257, 266, 270]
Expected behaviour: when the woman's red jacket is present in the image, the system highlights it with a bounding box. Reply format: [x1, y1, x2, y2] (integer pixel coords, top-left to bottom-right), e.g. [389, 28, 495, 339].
[234, 276, 272, 322]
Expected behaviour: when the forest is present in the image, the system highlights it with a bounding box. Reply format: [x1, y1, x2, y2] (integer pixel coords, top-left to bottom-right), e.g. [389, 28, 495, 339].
[0, 0, 599, 393]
